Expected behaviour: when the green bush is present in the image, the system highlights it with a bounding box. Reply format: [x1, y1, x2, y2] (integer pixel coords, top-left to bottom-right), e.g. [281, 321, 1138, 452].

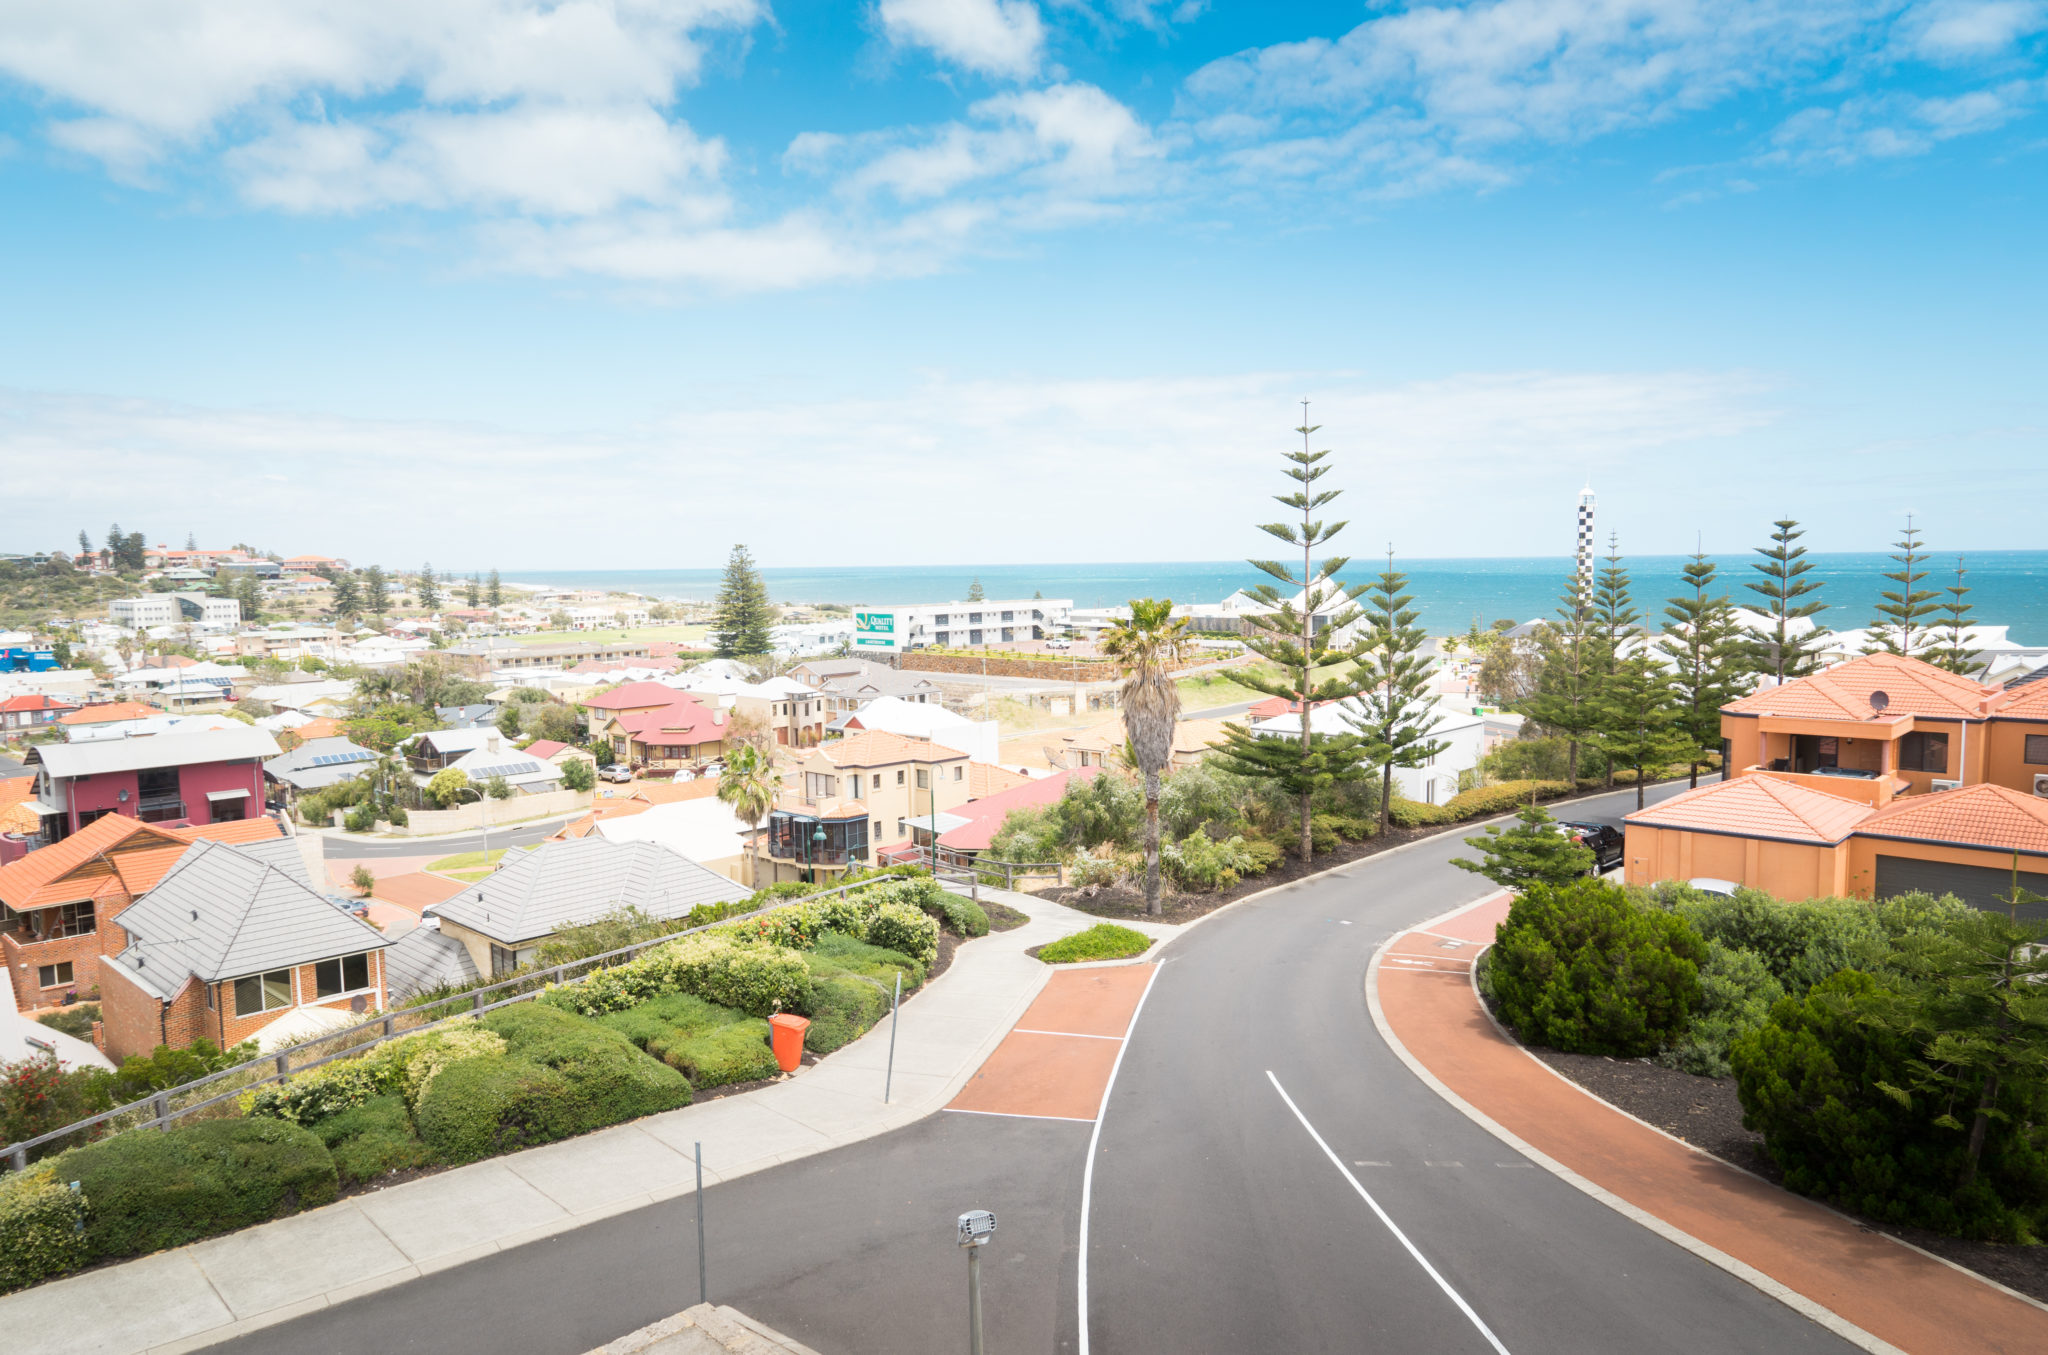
[543, 933, 814, 1019]
[809, 929, 927, 989]
[0, 1165, 89, 1293]
[33, 1004, 98, 1041]
[344, 802, 376, 832]
[1038, 923, 1153, 964]
[1237, 836, 1284, 875]
[52, 1118, 338, 1260]
[1160, 831, 1256, 891]
[245, 1020, 505, 1124]
[1731, 970, 2048, 1241]
[315, 1095, 433, 1185]
[412, 1055, 574, 1164]
[109, 1038, 256, 1100]
[1386, 797, 1454, 829]
[924, 891, 988, 937]
[2, 1054, 113, 1162]
[1489, 878, 1707, 1056]
[1658, 943, 1785, 1078]
[1441, 780, 1573, 820]
[865, 901, 939, 966]
[598, 992, 779, 1089]
[800, 932, 925, 1054]
[1659, 888, 1887, 995]
[1158, 765, 1242, 840]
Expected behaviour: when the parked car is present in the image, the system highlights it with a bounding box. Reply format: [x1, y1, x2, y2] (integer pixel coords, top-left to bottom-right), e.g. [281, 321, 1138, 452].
[1045, 637, 1073, 650]
[1556, 820, 1624, 872]
[1686, 877, 1740, 897]
[600, 763, 633, 783]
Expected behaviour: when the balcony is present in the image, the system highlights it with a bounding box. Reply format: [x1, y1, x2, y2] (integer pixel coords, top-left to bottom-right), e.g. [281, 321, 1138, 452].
[137, 795, 187, 823]
[1745, 766, 1907, 807]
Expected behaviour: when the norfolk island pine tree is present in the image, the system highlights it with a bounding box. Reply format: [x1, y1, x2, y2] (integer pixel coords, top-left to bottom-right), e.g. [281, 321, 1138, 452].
[1347, 548, 1448, 838]
[1660, 545, 1747, 788]
[1866, 515, 1940, 658]
[1747, 518, 1829, 682]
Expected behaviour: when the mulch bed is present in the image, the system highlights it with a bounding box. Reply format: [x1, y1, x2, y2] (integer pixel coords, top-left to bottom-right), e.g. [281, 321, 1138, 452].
[1528, 1048, 2048, 1304]
[982, 899, 1031, 932]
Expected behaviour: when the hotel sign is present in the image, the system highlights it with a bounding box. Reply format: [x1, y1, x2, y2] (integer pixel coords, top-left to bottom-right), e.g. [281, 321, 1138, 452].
[854, 610, 896, 647]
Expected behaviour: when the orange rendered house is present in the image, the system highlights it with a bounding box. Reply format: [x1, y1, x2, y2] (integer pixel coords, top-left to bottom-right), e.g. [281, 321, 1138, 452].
[1623, 654, 2048, 909]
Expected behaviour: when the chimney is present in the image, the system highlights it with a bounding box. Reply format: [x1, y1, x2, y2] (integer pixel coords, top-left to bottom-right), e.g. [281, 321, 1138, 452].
[487, 730, 502, 753]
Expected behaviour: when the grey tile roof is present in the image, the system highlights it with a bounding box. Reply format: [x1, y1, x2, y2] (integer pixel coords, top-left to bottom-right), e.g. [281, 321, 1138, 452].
[264, 736, 379, 791]
[40, 726, 282, 779]
[382, 926, 480, 1002]
[430, 838, 749, 946]
[113, 839, 389, 999]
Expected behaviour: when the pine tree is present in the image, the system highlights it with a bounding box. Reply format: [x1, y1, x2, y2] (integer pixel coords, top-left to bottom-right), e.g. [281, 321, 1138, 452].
[1206, 407, 1372, 862]
[1590, 534, 1640, 668]
[1347, 548, 1449, 836]
[712, 545, 773, 656]
[1747, 518, 1829, 682]
[1518, 573, 1603, 784]
[1452, 804, 1594, 890]
[1661, 548, 1746, 787]
[364, 565, 390, 619]
[185, 532, 197, 550]
[122, 532, 146, 571]
[486, 569, 503, 608]
[417, 564, 440, 610]
[466, 574, 482, 608]
[1925, 556, 1978, 676]
[1867, 516, 1939, 658]
[107, 523, 122, 568]
[966, 578, 986, 602]
[332, 573, 362, 619]
[77, 530, 90, 557]
[235, 572, 261, 622]
[1589, 651, 1685, 809]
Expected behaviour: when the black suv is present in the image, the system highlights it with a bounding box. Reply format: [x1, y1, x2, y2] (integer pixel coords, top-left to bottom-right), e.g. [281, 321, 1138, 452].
[1557, 820, 1624, 873]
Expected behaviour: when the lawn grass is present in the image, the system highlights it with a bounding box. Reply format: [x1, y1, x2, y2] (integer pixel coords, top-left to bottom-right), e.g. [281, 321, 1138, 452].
[426, 847, 514, 873]
[1036, 923, 1153, 964]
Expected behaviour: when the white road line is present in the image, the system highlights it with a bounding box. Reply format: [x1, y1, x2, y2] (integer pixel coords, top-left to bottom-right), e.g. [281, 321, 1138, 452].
[1267, 1071, 1513, 1355]
[1012, 1028, 1126, 1040]
[941, 1107, 1099, 1125]
[1076, 963, 1164, 1355]
[1417, 928, 1481, 945]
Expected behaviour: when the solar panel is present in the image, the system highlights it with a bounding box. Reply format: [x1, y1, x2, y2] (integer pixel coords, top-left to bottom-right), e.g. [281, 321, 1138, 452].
[309, 751, 374, 767]
[469, 761, 543, 778]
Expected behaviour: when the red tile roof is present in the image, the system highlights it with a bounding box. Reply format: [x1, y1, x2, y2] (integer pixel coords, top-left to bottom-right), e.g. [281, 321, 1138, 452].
[1856, 783, 2048, 857]
[1724, 652, 1995, 722]
[523, 740, 569, 759]
[1625, 774, 1872, 845]
[938, 767, 1100, 852]
[1992, 679, 2048, 719]
[59, 701, 158, 725]
[612, 697, 724, 743]
[0, 694, 76, 713]
[585, 681, 689, 710]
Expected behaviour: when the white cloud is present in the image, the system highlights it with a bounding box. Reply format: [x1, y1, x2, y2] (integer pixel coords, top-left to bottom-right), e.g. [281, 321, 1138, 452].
[1765, 79, 2041, 163]
[876, 0, 1045, 79]
[845, 82, 1156, 201]
[1901, 0, 2048, 59]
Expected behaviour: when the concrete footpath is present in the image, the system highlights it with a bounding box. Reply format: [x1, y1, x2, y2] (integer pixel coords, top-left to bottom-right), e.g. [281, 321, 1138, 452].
[0, 888, 1164, 1355]
[1371, 893, 2048, 1355]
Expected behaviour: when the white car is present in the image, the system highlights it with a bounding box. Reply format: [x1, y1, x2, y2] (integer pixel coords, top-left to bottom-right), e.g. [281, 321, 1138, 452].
[600, 764, 633, 783]
[1686, 877, 1740, 898]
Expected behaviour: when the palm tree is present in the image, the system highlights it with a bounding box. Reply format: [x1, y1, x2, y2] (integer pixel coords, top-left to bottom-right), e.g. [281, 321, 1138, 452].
[717, 743, 783, 887]
[1102, 598, 1189, 916]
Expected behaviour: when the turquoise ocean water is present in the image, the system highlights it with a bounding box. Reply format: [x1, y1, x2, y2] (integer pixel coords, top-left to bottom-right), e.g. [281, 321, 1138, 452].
[502, 553, 2048, 645]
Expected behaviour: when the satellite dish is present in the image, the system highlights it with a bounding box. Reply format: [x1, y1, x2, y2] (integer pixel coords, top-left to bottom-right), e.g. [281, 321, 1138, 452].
[1869, 690, 1890, 716]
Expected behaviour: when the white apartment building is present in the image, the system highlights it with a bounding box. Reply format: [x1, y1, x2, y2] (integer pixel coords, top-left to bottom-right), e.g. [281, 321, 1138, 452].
[851, 598, 1074, 653]
[107, 594, 241, 630]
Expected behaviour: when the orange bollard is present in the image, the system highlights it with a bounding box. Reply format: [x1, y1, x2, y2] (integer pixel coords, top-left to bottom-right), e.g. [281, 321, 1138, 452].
[769, 1013, 810, 1072]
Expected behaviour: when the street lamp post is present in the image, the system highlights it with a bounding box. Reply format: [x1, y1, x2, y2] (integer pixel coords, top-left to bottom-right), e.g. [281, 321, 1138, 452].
[453, 784, 491, 870]
[803, 821, 826, 883]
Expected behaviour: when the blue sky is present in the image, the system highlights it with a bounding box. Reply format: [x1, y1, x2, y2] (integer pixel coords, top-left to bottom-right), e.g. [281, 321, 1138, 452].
[0, 1, 2043, 571]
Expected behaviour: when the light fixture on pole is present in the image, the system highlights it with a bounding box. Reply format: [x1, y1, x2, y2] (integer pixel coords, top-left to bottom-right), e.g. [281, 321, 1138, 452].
[957, 1209, 996, 1355]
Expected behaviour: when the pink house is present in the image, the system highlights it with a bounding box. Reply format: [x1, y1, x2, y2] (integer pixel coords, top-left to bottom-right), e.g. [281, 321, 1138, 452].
[28, 726, 281, 843]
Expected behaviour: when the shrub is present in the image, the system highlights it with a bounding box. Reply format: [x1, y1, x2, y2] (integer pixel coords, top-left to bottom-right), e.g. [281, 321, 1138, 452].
[1161, 831, 1255, 892]
[1657, 887, 1889, 996]
[1, 1054, 113, 1162]
[801, 932, 925, 1054]
[536, 905, 692, 968]
[108, 1038, 256, 1100]
[1731, 970, 2048, 1241]
[864, 902, 939, 966]
[928, 892, 989, 937]
[1477, 735, 1576, 784]
[385, 803, 409, 827]
[989, 805, 1062, 864]
[1488, 878, 1707, 1056]
[1386, 798, 1454, 829]
[34, 1003, 98, 1042]
[543, 933, 814, 1019]
[397, 1026, 508, 1110]
[1066, 849, 1123, 889]
[344, 803, 376, 833]
[598, 993, 779, 1088]
[412, 1056, 574, 1164]
[246, 1056, 390, 1127]
[1658, 943, 1785, 1078]
[0, 1165, 90, 1293]
[52, 1118, 337, 1260]
[1322, 814, 1375, 842]
[1237, 836, 1284, 875]
[315, 1095, 433, 1185]
[1158, 765, 1242, 840]
[809, 930, 925, 989]
[1453, 804, 1594, 890]
[1038, 923, 1153, 964]
[1441, 780, 1573, 820]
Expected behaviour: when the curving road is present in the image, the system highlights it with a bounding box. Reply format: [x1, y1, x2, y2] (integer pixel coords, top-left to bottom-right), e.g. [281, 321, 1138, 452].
[226, 782, 1856, 1355]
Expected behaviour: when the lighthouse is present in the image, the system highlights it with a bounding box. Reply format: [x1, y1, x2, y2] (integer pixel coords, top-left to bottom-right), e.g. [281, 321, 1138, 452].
[1576, 485, 1596, 599]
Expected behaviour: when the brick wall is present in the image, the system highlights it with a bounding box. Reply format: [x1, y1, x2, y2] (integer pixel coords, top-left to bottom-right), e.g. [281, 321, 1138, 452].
[98, 962, 166, 1062]
[1, 904, 134, 1009]
[98, 949, 386, 1061]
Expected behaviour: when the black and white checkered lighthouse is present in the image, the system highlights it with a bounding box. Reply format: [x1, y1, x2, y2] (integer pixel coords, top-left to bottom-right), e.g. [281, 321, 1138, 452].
[1575, 485, 1596, 599]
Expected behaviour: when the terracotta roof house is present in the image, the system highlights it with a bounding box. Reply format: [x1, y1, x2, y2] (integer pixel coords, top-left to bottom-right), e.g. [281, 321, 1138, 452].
[0, 814, 288, 1009]
[1623, 653, 2048, 912]
[597, 696, 728, 770]
[98, 838, 387, 1059]
[1, 693, 78, 733]
[752, 732, 974, 886]
[58, 701, 159, 727]
[936, 766, 1100, 856]
[583, 681, 694, 738]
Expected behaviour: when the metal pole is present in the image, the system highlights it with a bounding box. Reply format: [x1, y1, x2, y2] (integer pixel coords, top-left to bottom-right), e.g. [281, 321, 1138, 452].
[884, 972, 901, 1103]
[695, 1141, 707, 1305]
[967, 1245, 985, 1355]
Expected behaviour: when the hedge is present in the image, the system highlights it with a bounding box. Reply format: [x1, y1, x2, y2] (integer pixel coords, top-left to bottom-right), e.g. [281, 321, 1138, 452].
[865, 902, 939, 966]
[50, 1118, 338, 1261]
[314, 1095, 433, 1185]
[541, 933, 814, 1020]
[245, 1020, 507, 1125]
[598, 993, 779, 1089]
[1442, 780, 1574, 819]
[0, 1166, 88, 1293]
[802, 932, 926, 1054]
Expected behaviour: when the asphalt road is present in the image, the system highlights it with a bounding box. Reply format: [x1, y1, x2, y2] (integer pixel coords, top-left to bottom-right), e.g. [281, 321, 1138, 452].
[317, 814, 578, 858]
[236, 781, 1855, 1355]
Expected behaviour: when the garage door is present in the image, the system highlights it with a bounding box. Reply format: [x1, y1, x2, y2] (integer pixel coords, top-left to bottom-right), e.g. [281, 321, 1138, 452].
[1874, 855, 2048, 920]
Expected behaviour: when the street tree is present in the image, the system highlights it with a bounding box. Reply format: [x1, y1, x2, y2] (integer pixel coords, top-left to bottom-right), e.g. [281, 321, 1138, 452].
[1518, 573, 1603, 785]
[1101, 597, 1189, 915]
[486, 569, 503, 608]
[234, 572, 261, 623]
[712, 544, 773, 656]
[1925, 556, 1979, 676]
[1589, 651, 1686, 809]
[1661, 547, 1746, 788]
[363, 565, 390, 620]
[418, 564, 440, 610]
[465, 574, 482, 608]
[1747, 518, 1830, 681]
[1867, 516, 1939, 657]
[1452, 804, 1593, 890]
[1347, 548, 1448, 837]
[967, 577, 986, 602]
[331, 572, 362, 619]
[1207, 407, 1371, 862]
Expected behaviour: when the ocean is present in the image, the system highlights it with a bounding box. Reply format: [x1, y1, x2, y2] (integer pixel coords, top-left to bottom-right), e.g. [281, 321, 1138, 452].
[501, 552, 2048, 645]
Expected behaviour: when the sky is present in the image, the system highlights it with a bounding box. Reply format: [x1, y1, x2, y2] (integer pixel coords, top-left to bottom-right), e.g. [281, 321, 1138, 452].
[0, 1, 2043, 572]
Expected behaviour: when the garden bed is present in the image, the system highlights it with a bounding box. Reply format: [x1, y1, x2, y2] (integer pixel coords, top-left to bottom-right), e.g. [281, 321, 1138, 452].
[982, 899, 1030, 932]
[1527, 1044, 2048, 1302]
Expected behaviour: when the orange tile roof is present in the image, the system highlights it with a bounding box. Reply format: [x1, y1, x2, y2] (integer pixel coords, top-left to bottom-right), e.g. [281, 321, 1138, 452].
[1724, 652, 1995, 722]
[0, 814, 284, 909]
[551, 799, 654, 839]
[1992, 680, 2048, 719]
[0, 778, 38, 836]
[1856, 783, 2048, 857]
[815, 730, 968, 768]
[291, 716, 345, 741]
[585, 681, 688, 710]
[59, 701, 159, 725]
[969, 761, 1030, 798]
[1625, 774, 1872, 845]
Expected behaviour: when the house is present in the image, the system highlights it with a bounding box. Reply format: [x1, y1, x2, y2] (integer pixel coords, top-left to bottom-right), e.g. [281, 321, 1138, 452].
[263, 737, 379, 803]
[583, 680, 697, 741]
[243, 678, 358, 713]
[521, 739, 597, 773]
[1622, 652, 2048, 909]
[97, 838, 388, 1059]
[281, 554, 346, 576]
[447, 736, 566, 795]
[924, 766, 1101, 863]
[594, 798, 753, 882]
[112, 660, 244, 710]
[1249, 698, 1523, 804]
[58, 701, 159, 729]
[597, 696, 729, 770]
[402, 727, 502, 774]
[1, 693, 78, 733]
[434, 703, 499, 729]
[444, 639, 653, 674]
[428, 838, 749, 975]
[829, 694, 998, 763]
[0, 814, 288, 1009]
[28, 725, 281, 841]
[381, 925, 481, 1004]
[752, 731, 974, 885]
[789, 660, 940, 718]
[838, 599, 1074, 653]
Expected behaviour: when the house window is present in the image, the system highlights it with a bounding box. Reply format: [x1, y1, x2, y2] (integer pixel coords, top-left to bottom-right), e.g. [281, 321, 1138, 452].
[234, 970, 294, 1017]
[31, 901, 96, 941]
[314, 952, 372, 998]
[491, 944, 520, 976]
[1898, 731, 1950, 774]
[872, 773, 881, 789]
[37, 961, 73, 989]
[206, 983, 216, 1011]
[896, 770, 906, 786]
[896, 818, 907, 838]
[953, 765, 963, 781]
[916, 768, 930, 790]
[2027, 734, 2048, 765]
